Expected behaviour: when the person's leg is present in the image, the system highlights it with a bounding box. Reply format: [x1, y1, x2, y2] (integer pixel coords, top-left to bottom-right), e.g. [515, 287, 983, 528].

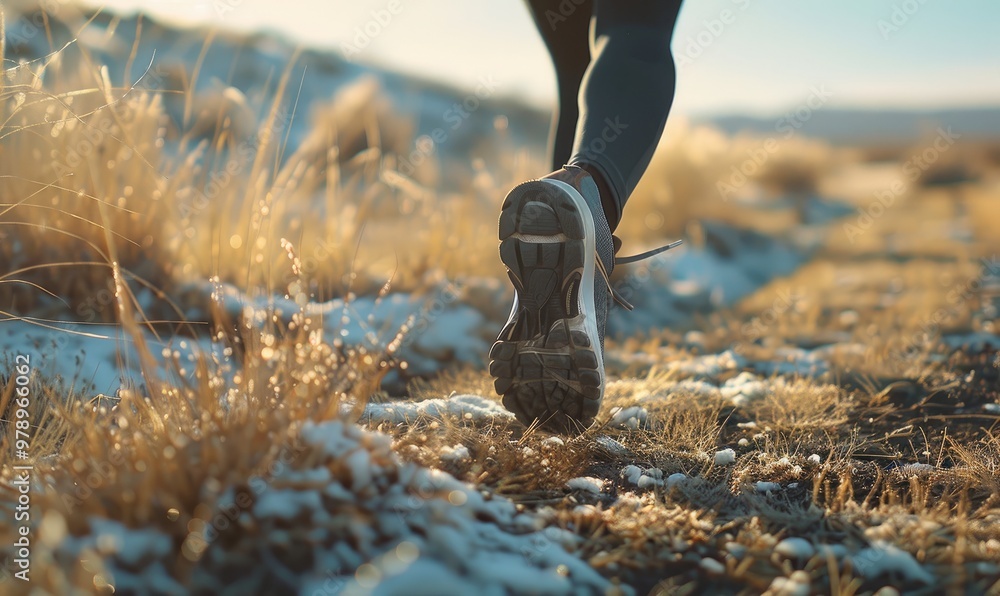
[570, 0, 683, 230]
[493, 1, 684, 433]
[522, 0, 592, 169]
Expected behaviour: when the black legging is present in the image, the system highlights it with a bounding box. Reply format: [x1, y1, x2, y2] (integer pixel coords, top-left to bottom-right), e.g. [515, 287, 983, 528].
[524, 0, 683, 230]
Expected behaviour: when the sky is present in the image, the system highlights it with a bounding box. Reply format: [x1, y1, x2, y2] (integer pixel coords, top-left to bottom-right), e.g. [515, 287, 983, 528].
[90, 0, 1000, 117]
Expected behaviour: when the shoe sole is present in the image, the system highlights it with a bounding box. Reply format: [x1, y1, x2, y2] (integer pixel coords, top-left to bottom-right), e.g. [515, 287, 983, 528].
[490, 179, 604, 434]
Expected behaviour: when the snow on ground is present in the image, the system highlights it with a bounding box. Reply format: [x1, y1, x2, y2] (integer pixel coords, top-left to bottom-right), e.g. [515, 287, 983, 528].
[566, 477, 605, 494]
[609, 221, 809, 338]
[851, 541, 935, 584]
[363, 394, 513, 425]
[621, 465, 667, 489]
[750, 346, 830, 377]
[774, 537, 816, 560]
[940, 332, 1000, 352]
[0, 278, 492, 399]
[767, 571, 812, 596]
[439, 444, 471, 463]
[720, 372, 770, 407]
[666, 350, 746, 378]
[753, 481, 783, 494]
[608, 406, 649, 430]
[181, 280, 493, 378]
[0, 319, 217, 396]
[713, 449, 736, 466]
[47, 419, 625, 594]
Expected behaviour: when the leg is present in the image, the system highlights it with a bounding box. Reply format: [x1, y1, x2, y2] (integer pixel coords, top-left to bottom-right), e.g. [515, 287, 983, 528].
[493, 2, 684, 433]
[523, 0, 592, 169]
[570, 0, 683, 230]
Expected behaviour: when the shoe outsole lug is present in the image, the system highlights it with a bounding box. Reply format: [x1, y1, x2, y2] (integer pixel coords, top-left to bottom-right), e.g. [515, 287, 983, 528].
[490, 180, 603, 434]
[578, 351, 599, 369]
[489, 360, 511, 377]
[494, 376, 513, 394]
[578, 370, 601, 387]
[520, 201, 561, 235]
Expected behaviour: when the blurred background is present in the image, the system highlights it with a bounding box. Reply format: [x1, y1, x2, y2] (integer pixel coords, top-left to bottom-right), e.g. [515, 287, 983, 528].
[66, 0, 1000, 114]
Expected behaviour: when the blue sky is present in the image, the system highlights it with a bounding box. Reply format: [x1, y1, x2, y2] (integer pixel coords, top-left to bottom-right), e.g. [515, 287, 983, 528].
[95, 0, 1000, 116]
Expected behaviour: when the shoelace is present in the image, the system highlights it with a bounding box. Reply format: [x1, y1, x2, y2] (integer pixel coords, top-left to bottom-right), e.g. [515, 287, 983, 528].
[595, 238, 684, 310]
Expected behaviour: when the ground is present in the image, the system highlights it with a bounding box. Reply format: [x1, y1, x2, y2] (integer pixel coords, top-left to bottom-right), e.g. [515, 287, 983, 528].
[1, 4, 1000, 595]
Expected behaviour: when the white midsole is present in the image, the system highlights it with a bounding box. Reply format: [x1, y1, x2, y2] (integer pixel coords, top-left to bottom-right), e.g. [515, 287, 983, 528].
[538, 179, 605, 395]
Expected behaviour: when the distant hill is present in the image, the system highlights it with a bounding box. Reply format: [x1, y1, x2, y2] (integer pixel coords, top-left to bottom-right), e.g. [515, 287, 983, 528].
[703, 107, 1000, 146]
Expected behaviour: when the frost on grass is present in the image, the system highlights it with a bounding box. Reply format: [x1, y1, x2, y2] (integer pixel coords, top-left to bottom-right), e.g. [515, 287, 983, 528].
[363, 394, 513, 425]
[183, 281, 493, 377]
[0, 320, 216, 396]
[608, 406, 648, 430]
[39, 420, 622, 595]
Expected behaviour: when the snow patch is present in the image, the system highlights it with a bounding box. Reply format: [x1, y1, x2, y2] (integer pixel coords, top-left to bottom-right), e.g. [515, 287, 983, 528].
[566, 477, 605, 494]
[720, 372, 769, 406]
[941, 332, 1000, 352]
[609, 406, 648, 430]
[439, 444, 470, 463]
[768, 571, 811, 596]
[714, 449, 736, 466]
[752, 347, 830, 377]
[363, 394, 513, 425]
[667, 350, 745, 379]
[754, 481, 783, 494]
[622, 466, 665, 489]
[621, 465, 643, 486]
[775, 537, 815, 560]
[665, 473, 688, 490]
[851, 541, 934, 584]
